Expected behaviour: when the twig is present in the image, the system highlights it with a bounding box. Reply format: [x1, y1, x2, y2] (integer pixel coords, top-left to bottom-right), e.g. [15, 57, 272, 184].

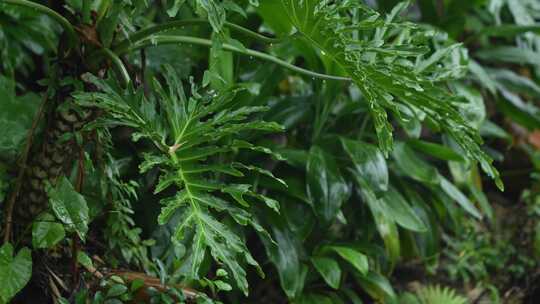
[472, 289, 488, 304]
[3, 91, 49, 244]
[46, 265, 69, 292]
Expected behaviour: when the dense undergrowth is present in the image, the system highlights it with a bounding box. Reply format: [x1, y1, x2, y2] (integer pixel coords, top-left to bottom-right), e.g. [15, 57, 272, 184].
[0, 0, 539, 303]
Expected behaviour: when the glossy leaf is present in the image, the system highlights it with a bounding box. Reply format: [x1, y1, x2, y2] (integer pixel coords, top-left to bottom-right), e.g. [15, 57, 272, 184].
[393, 142, 440, 184]
[0, 243, 32, 303]
[47, 176, 89, 240]
[311, 256, 341, 289]
[355, 175, 400, 264]
[32, 213, 66, 249]
[355, 271, 396, 302]
[261, 217, 306, 299]
[380, 188, 427, 232]
[341, 138, 388, 194]
[276, 0, 501, 189]
[439, 176, 482, 219]
[0, 77, 41, 162]
[76, 69, 283, 295]
[407, 140, 465, 162]
[327, 246, 369, 276]
[476, 47, 540, 65]
[306, 146, 349, 224]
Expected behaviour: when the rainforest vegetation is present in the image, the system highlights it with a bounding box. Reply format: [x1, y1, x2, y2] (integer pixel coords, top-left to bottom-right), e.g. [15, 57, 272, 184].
[0, 0, 539, 303]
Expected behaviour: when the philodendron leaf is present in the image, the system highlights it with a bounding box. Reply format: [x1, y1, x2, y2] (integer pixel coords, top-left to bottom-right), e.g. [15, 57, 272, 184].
[306, 146, 349, 224]
[32, 213, 66, 249]
[311, 256, 341, 289]
[341, 137, 388, 195]
[195, 0, 226, 33]
[277, 0, 502, 188]
[78, 68, 283, 297]
[0, 243, 32, 303]
[47, 176, 89, 240]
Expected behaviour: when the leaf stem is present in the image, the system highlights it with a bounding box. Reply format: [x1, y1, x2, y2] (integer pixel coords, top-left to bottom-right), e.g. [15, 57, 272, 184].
[100, 48, 131, 87]
[121, 35, 352, 82]
[113, 19, 282, 54]
[2, 0, 78, 49]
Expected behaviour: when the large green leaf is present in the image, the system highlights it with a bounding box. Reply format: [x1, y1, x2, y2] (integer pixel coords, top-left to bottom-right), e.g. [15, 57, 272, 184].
[380, 188, 427, 232]
[402, 186, 440, 267]
[355, 176, 400, 264]
[355, 271, 396, 303]
[326, 246, 369, 276]
[480, 24, 540, 37]
[476, 47, 540, 65]
[256, 0, 293, 36]
[76, 67, 283, 295]
[261, 217, 306, 299]
[452, 83, 486, 129]
[341, 138, 388, 194]
[439, 176, 482, 219]
[306, 146, 349, 224]
[48, 176, 89, 240]
[0, 76, 41, 162]
[0, 243, 32, 303]
[277, 0, 502, 188]
[311, 256, 341, 289]
[32, 213, 66, 249]
[407, 139, 465, 162]
[392, 142, 440, 184]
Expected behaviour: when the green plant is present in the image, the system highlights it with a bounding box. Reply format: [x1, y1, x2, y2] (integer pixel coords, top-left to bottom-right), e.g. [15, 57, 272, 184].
[399, 285, 469, 304]
[1, 0, 538, 303]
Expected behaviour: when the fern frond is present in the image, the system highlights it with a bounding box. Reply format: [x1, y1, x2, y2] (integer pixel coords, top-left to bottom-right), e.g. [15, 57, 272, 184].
[417, 285, 469, 304]
[74, 66, 283, 295]
[278, 0, 502, 189]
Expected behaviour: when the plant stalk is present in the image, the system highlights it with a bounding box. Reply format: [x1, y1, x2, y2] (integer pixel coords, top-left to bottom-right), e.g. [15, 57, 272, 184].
[122, 35, 352, 82]
[113, 19, 282, 54]
[2, 0, 78, 49]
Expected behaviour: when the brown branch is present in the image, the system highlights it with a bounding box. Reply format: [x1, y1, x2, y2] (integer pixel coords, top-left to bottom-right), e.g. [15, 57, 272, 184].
[3, 91, 49, 244]
[111, 270, 200, 301]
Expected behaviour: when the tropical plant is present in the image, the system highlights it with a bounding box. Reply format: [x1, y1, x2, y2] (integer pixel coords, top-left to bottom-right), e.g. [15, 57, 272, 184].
[399, 285, 469, 304]
[0, 0, 538, 303]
